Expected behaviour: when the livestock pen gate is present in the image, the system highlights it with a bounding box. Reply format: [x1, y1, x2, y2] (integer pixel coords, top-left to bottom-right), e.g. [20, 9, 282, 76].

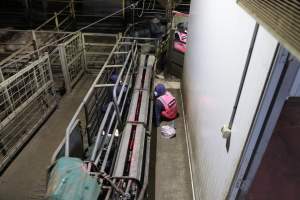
[0, 30, 118, 172]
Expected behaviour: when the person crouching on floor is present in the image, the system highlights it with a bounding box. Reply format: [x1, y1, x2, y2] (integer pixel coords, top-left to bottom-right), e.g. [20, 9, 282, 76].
[154, 84, 179, 127]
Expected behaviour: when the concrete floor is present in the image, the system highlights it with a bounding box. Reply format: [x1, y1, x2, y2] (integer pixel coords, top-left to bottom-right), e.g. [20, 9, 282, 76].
[0, 75, 193, 200]
[149, 88, 193, 200]
[0, 75, 94, 200]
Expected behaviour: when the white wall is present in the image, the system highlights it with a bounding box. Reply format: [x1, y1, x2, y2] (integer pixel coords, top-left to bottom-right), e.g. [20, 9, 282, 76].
[183, 1, 278, 199]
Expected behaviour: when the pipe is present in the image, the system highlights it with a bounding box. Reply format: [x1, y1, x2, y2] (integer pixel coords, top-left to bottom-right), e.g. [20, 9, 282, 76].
[228, 23, 260, 129]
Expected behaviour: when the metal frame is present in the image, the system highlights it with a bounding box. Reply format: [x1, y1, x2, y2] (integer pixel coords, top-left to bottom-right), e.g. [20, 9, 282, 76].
[49, 36, 160, 199]
[0, 54, 57, 172]
[228, 47, 300, 199]
[34, 1, 75, 31]
[82, 33, 119, 74]
[64, 37, 136, 157]
[58, 32, 85, 93]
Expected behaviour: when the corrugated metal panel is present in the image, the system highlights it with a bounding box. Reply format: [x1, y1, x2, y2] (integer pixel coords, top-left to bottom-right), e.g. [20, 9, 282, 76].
[238, 0, 300, 60]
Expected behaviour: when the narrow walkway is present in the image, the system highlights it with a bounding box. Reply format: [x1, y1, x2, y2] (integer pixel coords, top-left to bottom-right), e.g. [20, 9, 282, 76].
[0, 75, 94, 200]
[150, 84, 193, 199]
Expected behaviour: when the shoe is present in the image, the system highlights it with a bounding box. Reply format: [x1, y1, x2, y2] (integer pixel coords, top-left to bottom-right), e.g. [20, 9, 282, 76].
[155, 73, 165, 79]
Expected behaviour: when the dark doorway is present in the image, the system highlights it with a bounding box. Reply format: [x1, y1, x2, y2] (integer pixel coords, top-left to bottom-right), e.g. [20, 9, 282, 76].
[247, 97, 300, 200]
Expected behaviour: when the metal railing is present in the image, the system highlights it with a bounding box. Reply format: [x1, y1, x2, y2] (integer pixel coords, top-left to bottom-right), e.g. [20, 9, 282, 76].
[58, 32, 85, 92]
[35, 1, 75, 31]
[0, 29, 73, 92]
[0, 54, 56, 172]
[82, 33, 119, 74]
[64, 37, 137, 158]
[49, 36, 160, 199]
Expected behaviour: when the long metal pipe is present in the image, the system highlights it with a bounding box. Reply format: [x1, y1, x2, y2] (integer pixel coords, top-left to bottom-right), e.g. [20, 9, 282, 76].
[228, 23, 260, 129]
[65, 37, 122, 156]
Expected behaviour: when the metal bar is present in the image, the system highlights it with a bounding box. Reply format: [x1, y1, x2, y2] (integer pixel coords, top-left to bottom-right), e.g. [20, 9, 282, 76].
[0, 70, 14, 112]
[82, 33, 88, 72]
[0, 29, 72, 34]
[54, 12, 60, 31]
[85, 43, 115, 47]
[86, 52, 111, 55]
[58, 44, 72, 93]
[96, 58, 135, 167]
[112, 50, 132, 125]
[65, 37, 122, 156]
[0, 101, 57, 172]
[67, 51, 83, 66]
[35, 3, 70, 30]
[90, 103, 114, 161]
[94, 84, 115, 88]
[0, 55, 48, 88]
[228, 23, 260, 129]
[136, 57, 157, 200]
[91, 44, 136, 163]
[82, 33, 119, 37]
[0, 80, 52, 129]
[113, 51, 129, 54]
[104, 64, 123, 68]
[58, 15, 71, 27]
[70, 68, 84, 87]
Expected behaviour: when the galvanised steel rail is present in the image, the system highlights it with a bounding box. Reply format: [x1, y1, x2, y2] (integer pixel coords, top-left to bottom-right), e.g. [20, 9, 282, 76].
[64, 36, 132, 156]
[0, 53, 57, 172]
[48, 36, 159, 199]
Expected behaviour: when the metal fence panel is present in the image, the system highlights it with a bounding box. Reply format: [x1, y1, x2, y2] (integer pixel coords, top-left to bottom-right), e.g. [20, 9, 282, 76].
[0, 54, 57, 172]
[59, 33, 85, 93]
[83, 33, 119, 74]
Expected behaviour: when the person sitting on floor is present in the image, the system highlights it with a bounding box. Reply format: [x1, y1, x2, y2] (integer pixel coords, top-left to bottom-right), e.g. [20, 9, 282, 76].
[154, 84, 178, 127]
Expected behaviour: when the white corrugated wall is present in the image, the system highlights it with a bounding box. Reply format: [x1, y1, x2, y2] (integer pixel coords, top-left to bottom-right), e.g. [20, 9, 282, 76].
[183, 0, 278, 199]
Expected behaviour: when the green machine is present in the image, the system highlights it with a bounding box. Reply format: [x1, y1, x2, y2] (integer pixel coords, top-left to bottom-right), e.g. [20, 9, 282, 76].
[45, 157, 101, 200]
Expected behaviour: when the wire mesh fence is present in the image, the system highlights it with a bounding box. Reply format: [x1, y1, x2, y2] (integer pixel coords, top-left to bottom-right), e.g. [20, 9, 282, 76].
[0, 54, 57, 172]
[0, 31, 123, 172]
[83, 33, 119, 74]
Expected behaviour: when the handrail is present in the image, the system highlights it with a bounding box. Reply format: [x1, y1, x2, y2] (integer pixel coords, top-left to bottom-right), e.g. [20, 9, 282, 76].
[35, 3, 71, 31]
[65, 37, 122, 156]
[90, 102, 114, 161]
[112, 48, 133, 124]
[91, 42, 138, 162]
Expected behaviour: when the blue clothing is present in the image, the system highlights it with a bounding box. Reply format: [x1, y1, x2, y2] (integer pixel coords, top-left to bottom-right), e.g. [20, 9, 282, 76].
[154, 99, 164, 127]
[155, 84, 166, 97]
[101, 84, 128, 113]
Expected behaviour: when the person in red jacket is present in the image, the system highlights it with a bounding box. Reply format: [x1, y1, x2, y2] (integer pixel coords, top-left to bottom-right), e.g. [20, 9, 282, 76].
[174, 22, 188, 53]
[154, 84, 179, 127]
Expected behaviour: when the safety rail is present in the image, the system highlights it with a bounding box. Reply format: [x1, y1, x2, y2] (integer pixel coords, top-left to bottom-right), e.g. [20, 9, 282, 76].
[35, 1, 75, 31]
[0, 31, 118, 93]
[62, 37, 136, 155]
[58, 32, 85, 92]
[49, 36, 159, 199]
[0, 54, 57, 172]
[62, 37, 161, 158]
[92, 42, 138, 165]
[0, 30, 74, 92]
[82, 33, 119, 74]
